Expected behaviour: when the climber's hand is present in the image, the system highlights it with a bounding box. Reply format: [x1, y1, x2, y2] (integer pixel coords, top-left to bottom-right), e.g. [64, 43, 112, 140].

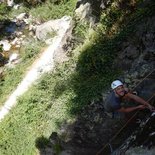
[147, 104, 154, 111]
[137, 105, 146, 110]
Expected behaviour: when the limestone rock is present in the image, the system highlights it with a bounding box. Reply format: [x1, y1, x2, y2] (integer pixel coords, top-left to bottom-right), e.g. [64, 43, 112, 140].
[75, 2, 96, 26]
[16, 13, 27, 21]
[29, 24, 36, 31]
[11, 37, 18, 45]
[7, 0, 14, 7]
[0, 40, 11, 51]
[13, 4, 21, 10]
[35, 16, 72, 42]
[9, 53, 19, 63]
[75, 2, 92, 21]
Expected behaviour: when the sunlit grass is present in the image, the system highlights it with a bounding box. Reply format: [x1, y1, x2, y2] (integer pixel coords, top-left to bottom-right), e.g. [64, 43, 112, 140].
[0, 39, 45, 106]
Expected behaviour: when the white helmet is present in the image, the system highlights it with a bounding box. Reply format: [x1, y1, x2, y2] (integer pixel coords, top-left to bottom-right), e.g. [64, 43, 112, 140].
[111, 80, 123, 90]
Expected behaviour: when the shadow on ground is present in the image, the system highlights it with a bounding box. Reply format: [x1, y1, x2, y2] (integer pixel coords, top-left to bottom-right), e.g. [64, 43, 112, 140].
[35, 0, 155, 154]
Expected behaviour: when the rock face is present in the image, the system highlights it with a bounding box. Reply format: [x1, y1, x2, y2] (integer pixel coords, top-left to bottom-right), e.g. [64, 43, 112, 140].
[75, 2, 94, 24]
[114, 108, 155, 155]
[38, 3, 155, 155]
[75, 0, 111, 24]
[115, 15, 155, 89]
[37, 101, 127, 155]
[126, 148, 155, 155]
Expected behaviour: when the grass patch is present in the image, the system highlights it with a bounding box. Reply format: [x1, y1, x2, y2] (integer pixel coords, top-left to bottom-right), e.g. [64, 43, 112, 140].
[8, 5, 29, 19]
[9, 0, 77, 22]
[29, 0, 76, 21]
[0, 74, 74, 155]
[0, 3, 10, 20]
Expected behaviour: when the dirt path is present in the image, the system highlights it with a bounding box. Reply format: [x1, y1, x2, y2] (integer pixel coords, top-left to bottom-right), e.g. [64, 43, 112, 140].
[0, 16, 72, 121]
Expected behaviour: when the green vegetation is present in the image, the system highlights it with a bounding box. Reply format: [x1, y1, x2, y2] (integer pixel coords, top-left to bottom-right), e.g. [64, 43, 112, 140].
[29, 0, 76, 21]
[0, 0, 155, 155]
[8, 5, 29, 19]
[0, 39, 45, 106]
[9, 0, 76, 21]
[46, 30, 57, 40]
[1, 1, 75, 104]
[0, 3, 10, 20]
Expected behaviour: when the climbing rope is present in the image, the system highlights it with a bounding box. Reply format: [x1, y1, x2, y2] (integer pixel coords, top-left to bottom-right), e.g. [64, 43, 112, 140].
[96, 93, 155, 155]
[96, 69, 155, 155]
[132, 69, 155, 91]
[75, 3, 155, 154]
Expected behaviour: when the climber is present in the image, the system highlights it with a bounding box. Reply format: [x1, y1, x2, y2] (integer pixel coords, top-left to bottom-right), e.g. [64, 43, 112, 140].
[104, 80, 154, 119]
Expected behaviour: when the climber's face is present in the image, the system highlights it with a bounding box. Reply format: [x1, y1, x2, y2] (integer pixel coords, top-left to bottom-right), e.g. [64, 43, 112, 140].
[115, 85, 125, 97]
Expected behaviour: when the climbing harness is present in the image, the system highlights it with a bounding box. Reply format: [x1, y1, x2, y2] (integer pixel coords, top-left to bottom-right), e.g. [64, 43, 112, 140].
[96, 69, 155, 155]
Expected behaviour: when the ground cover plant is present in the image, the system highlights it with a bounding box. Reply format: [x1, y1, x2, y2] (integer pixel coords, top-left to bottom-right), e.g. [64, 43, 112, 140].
[0, 39, 45, 106]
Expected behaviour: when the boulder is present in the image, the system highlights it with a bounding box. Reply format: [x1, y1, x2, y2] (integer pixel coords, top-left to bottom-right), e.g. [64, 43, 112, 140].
[0, 40, 11, 51]
[16, 13, 27, 21]
[5, 53, 20, 68]
[35, 16, 72, 42]
[13, 4, 21, 10]
[75, 2, 96, 25]
[75, 2, 92, 20]
[7, 0, 14, 7]
[11, 37, 18, 45]
[9, 53, 19, 64]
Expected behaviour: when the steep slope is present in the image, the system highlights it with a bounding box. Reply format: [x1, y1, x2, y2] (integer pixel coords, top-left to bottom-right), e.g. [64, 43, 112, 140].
[0, 0, 155, 155]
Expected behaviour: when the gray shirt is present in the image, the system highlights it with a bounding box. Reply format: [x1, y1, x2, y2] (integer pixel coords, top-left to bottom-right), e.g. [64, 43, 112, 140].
[104, 91, 122, 112]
